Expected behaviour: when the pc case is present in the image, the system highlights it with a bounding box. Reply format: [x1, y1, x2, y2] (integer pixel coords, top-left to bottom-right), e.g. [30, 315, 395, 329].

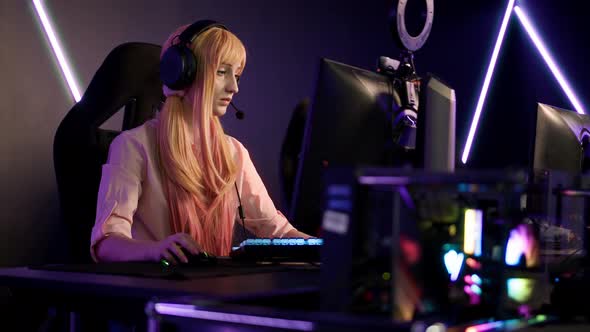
[319, 168, 546, 323]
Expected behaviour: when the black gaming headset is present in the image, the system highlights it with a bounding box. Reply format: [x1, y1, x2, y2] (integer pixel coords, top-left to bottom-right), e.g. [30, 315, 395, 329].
[160, 20, 228, 91]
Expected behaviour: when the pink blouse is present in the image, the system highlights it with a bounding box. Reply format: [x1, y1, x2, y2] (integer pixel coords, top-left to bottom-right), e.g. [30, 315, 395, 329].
[90, 119, 295, 260]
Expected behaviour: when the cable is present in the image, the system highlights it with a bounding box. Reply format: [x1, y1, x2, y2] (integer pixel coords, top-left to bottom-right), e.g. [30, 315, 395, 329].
[234, 182, 248, 240]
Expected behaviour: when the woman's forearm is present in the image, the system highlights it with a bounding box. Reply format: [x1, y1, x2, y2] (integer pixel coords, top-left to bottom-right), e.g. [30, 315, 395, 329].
[94, 233, 156, 262]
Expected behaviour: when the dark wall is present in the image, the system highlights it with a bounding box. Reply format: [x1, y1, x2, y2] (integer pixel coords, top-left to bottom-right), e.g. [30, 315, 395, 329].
[0, 0, 587, 265]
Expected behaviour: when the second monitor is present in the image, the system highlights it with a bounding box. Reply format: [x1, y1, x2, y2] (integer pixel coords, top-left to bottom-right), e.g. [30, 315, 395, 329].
[290, 58, 456, 234]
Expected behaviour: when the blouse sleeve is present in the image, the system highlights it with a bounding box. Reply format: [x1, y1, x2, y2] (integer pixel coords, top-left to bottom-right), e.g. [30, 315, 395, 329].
[235, 139, 297, 238]
[90, 132, 146, 261]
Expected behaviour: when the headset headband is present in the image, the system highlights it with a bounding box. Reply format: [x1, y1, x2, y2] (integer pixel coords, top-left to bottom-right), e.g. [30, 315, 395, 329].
[178, 20, 228, 44]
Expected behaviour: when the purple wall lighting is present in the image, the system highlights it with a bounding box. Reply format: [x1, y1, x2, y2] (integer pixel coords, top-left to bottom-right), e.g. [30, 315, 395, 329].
[32, 0, 81, 102]
[513, 5, 586, 115]
[461, 1, 585, 164]
[461, 0, 516, 164]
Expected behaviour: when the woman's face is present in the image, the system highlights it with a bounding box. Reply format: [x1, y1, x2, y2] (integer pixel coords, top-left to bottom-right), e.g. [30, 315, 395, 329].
[212, 60, 241, 117]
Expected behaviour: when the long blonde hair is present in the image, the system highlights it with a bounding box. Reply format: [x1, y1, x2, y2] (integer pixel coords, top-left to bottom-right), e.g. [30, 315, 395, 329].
[158, 25, 247, 255]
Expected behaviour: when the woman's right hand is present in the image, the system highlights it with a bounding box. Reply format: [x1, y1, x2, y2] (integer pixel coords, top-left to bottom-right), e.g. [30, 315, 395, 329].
[150, 233, 201, 264]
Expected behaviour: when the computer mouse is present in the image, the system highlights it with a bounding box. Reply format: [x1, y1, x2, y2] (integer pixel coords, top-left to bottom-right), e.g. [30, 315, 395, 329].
[181, 249, 218, 267]
[160, 249, 218, 267]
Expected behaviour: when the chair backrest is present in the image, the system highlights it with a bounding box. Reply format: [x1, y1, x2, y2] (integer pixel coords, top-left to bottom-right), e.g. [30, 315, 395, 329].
[54, 42, 164, 263]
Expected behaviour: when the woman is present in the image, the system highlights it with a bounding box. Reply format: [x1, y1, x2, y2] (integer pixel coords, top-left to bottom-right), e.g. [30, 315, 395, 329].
[91, 20, 310, 264]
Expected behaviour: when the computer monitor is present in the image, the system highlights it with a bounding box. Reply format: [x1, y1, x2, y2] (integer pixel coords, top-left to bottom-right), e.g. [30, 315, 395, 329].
[532, 103, 590, 174]
[289, 58, 456, 234]
[529, 103, 590, 262]
[529, 103, 590, 317]
[289, 58, 395, 234]
[416, 75, 456, 172]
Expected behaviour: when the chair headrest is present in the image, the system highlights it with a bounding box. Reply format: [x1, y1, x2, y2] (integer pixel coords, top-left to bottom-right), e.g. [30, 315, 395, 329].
[68, 42, 165, 131]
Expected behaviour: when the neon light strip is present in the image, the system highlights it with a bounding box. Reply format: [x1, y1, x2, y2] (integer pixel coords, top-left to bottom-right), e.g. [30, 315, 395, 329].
[465, 320, 511, 332]
[154, 303, 314, 331]
[32, 0, 81, 102]
[465, 315, 548, 332]
[461, 0, 516, 164]
[513, 6, 585, 114]
[358, 176, 408, 185]
[464, 209, 483, 256]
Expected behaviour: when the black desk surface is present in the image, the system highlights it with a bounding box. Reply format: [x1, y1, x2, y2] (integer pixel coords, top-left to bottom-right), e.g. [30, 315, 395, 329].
[3, 264, 589, 332]
[0, 261, 320, 302]
[0, 262, 319, 331]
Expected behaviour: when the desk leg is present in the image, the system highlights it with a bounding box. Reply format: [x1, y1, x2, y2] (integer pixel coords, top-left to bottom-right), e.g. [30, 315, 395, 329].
[147, 317, 160, 332]
[69, 311, 80, 332]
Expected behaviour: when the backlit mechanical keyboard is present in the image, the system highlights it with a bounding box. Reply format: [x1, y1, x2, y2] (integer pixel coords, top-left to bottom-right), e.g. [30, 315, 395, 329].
[230, 238, 324, 262]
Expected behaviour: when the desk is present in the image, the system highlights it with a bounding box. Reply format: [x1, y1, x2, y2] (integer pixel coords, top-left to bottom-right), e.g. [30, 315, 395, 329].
[1, 266, 586, 332]
[0, 262, 320, 331]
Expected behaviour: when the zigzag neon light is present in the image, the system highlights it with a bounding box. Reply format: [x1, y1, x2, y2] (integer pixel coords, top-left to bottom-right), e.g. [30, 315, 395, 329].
[461, 0, 515, 165]
[461, 2, 585, 164]
[513, 6, 585, 115]
[32, 0, 82, 102]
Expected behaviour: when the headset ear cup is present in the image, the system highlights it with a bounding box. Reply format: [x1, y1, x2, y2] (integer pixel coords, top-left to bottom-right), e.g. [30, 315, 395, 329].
[160, 45, 183, 90]
[178, 45, 197, 90]
[160, 44, 196, 91]
[160, 20, 227, 91]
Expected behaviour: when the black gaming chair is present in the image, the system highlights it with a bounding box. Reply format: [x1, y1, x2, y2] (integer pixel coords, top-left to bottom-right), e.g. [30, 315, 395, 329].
[53, 42, 164, 263]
